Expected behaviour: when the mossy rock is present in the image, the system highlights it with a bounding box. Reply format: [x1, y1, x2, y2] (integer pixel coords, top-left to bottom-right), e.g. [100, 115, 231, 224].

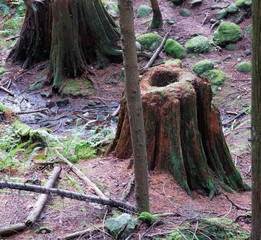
[192, 60, 214, 75]
[136, 33, 163, 51]
[137, 5, 152, 18]
[185, 36, 210, 53]
[216, 8, 228, 20]
[0, 18, 20, 37]
[190, 0, 202, 7]
[225, 43, 236, 51]
[105, 2, 119, 18]
[164, 39, 187, 59]
[165, 59, 182, 68]
[213, 21, 243, 46]
[62, 78, 93, 97]
[105, 214, 137, 240]
[179, 8, 191, 17]
[171, 0, 185, 5]
[226, 4, 238, 13]
[202, 69, 226, 93]
[138, 212, 158, 224]
[235, 0, 252, 7]
[236, 62, 251, 73]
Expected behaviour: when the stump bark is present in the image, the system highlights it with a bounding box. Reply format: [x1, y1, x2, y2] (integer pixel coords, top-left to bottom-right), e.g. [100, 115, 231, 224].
[112, 65, 249, 194]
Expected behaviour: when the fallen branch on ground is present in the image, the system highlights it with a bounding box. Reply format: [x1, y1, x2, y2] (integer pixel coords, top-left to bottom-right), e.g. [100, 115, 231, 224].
[141, 32, 169, 73]
[223, 194, 251, 211]
[0, 166, 61, 237]
[222, 108, 249, 126]
[58, 225, 103, 240]
[0, 85, 14, 96]
[56, 150, 107, 199]
[26, 166, 61, 226]
[0, 181, 136, 212]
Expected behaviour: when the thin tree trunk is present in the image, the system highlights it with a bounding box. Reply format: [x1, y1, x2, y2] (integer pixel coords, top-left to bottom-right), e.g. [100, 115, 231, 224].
[251, 0, 261, 239]
[118, 0, 150, 213]
[150, 0, 163, 29]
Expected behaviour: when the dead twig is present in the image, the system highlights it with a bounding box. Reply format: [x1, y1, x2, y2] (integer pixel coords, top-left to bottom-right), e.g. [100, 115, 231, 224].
[120, 175, 135, 201]
[26, 166, 62, 226]
[58, 225, 103, 240]
[222, 108, 249, 126]
[223, 194, 251, 211]
[0, 85, 14, 96]
[141, 32, 169, 73]
[202, 13, 209, 25]
[0, 181, 136, 212]
[56, 150, 108, 199]
[0, 166, 61, 237]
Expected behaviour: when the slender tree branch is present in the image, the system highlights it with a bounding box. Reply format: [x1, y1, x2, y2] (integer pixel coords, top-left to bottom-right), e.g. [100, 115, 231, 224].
[0, 181, 136, 212]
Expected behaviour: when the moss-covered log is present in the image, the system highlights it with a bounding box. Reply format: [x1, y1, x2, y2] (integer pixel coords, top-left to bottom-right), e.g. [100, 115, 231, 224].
[111, 65, 249, 194]
[8, 0, 121, 89]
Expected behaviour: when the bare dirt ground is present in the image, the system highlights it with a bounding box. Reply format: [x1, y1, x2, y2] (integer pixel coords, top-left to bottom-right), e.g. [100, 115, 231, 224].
[0, 0, 252, 239]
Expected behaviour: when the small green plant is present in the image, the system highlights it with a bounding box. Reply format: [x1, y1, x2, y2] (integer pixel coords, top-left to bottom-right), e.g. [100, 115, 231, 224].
[138, 212, 158, 224]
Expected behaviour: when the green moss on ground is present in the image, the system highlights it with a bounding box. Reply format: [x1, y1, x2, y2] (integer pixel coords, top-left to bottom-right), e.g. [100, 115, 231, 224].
[0, 18, 21, 37]
[62, 78, 94, 97]
[185, 35, 210, 53]
[136, 5, 152, 18]
[236, 62, 252, 73]
[136, 33, 163, 51]
[0, 104, 10, 112]
[192, 59, 214, 75]
[202, 69, 226, 94]
[165, 59, 182, 68]
[164, 39, 187, 59]
[213, 22, 243, 46]
[138, 212, 158, 224]
[166, 217, 249, 240]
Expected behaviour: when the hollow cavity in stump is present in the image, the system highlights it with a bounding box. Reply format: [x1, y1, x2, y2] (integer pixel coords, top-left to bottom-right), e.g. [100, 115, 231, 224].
[111, 65, 249, 195]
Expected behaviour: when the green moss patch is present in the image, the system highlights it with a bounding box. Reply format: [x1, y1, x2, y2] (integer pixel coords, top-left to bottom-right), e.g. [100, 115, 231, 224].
[236, 62, 251, 73]
[165, 59, 182, 68]
[213, 22, 243, 46]
[167, 217, 249, 240]
[179, 8, 191, 17]
[138, 212, 157, 224]
[202, 69, 226, 94]
[0, 18, 20, 37]
[185, 36, 210, 53]
[164, 39, 187, 59]
[136, 5, 152, 18]
[192, 60, 214, 75]
[136, 33, 163, 51]
[62, 78, 94, 97]
[0, 104, 10, 112]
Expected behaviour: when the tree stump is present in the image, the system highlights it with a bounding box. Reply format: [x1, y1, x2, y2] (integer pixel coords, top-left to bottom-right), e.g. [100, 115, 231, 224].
[111, 64, 249, 195]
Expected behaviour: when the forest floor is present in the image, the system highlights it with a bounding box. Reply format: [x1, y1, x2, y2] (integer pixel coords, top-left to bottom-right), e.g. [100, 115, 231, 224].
[0, 0, 252, 239]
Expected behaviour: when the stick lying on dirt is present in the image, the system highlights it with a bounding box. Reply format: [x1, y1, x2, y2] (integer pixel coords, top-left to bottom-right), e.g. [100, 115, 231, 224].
[56, 150, 108, 199]
[0, 108, 49, 116]
[0, 166, 61, 237]
[222, 108, 249, 126]
[0, 85, 14, 96]
[25, 166, 61, 226]
[58, 225, 103, 240]
[141, 32, 169, 73]
[0, 181, 136, 212]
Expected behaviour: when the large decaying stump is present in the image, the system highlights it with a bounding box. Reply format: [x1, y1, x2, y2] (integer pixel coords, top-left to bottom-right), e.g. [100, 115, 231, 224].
[112, 64, 249, 195]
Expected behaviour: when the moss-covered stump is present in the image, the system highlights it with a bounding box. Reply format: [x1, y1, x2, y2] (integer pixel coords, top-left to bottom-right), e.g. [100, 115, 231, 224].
[111, 65, 249, 194]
